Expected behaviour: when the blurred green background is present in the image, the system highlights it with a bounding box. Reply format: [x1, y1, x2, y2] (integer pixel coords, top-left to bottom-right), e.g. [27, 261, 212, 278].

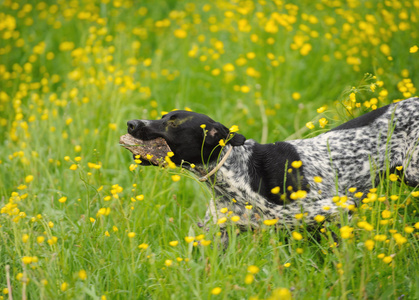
[0, 0, 418, 298]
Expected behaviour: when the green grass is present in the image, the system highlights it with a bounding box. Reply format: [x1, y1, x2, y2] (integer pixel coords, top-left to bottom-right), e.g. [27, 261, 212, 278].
[1, 0, 419, 299]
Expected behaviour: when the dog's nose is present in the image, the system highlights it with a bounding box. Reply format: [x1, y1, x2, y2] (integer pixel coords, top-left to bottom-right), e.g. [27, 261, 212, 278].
[127, 120, 143, 134]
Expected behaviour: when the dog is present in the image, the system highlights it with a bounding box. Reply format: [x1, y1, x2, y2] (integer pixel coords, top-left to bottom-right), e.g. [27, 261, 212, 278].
[126, 97, 419, 231]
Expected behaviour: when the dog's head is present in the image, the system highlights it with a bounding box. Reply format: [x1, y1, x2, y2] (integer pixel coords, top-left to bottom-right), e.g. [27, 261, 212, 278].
[127, 110, 246, 165]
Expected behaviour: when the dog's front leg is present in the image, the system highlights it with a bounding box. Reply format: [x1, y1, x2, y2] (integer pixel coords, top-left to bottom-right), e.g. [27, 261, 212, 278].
[198, 198, 219, 229]
[198, 199, 230, 248]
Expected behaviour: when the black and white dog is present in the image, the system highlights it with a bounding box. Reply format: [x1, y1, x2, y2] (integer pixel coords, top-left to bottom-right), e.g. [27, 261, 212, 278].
[127, 97, 419, 229]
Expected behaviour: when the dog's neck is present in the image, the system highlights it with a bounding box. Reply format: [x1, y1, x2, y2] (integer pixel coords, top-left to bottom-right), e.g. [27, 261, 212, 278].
[186, 144, 237, 183]
[198, 146, 233, 182]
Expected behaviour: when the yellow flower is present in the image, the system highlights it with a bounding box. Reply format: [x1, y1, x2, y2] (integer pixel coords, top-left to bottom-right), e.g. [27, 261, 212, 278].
[272, 288, 292, 300]
[217, 217, 227, 224]
[69, 164, 78, 170]
[271, 186, 280, 194]
[305, 121, 315, 129]
[223, 63, 235, 72]
[219, 139, 226, 147]
[201, 240, 212, 246]
[231, 215, 240, 222]
[47, 236, 58, 245]
[294, 213, 304, 220]
[314, 215, 325, 222]
[169, 241, 179, 247]
[138, 243, 149, 249]
[284, 263, 291, 267]
[229, 125, 239, 132]
[78, 270, 87, 280]
[244, 274, 254, 284]
[164, 260, 173, 267]
[319, 117, 328, 128]
[211, 287, 222, 295]
[349, 92, 356, 102]
[220, 207, 228, 214]
[411, 191, 419, 197]
[22, 234, 29, 243]
[340, 226, 353, 239]
[66, 118, 73, 125]
[48, 221, 54, 228]
[381, 210, 391, 219]
[355, 192, 364, 198]
[290, 190, 307, 200]
[37, 236, 45, 244]
[382, 256, 393, 264]
[292, 92, 301, 100]
[200, 124, 206, 129]
[374, 234, 387, 241]
[317, 105, 327, 113]
[410, 45, 418, 53]
[388, 174, 398, 181]
[300, 43, 312, 55]
[393, 233, 407, 245]
[22, 256, 32, 264]
[364, 240, 374, 251]
[313, 176, 322, 183]
[184, 236, 194, 243]
[247, 265, 260, 274]
[128, 232, 136, 238]
[171, 175, 181, 182]
[291, 160, 302, 168]
[174, 29, 187, 39]
[245, 205, 253, 210]
[241, 85, 250, 93]
[263, 219, 278, 226]
[348, 187, 357, 193]
[25, 175, 34, 183]
[404, 226, 414, 234]
[60, 282, 68, 292]
[292, 231, 303, 241]
[58, 196, 67, 203]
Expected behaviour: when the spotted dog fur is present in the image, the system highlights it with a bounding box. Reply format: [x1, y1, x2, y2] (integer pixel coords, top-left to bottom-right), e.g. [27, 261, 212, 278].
[127, 97, 419, 230]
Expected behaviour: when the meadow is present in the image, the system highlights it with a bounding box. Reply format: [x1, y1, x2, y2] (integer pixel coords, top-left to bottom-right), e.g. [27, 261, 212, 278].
[1, 0, 419, 299]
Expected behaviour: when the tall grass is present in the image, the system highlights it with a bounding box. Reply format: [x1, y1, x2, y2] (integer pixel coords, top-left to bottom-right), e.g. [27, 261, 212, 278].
[0, 0, 419, 299]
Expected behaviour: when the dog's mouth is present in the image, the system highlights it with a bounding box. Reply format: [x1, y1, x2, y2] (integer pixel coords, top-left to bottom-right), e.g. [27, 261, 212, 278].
[119, 134, 172, 166]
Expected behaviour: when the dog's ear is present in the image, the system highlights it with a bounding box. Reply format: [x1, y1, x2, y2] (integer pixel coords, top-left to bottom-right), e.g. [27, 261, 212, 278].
[228, 132, 246, 146]
[204, 122, 246, 147]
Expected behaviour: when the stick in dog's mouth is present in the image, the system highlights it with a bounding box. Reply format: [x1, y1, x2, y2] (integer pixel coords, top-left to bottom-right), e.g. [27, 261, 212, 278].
[119, 134, 172, 166]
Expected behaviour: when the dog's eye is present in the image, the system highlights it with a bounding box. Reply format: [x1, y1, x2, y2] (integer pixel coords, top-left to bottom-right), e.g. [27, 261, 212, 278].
[170, 115, 177, 121]
[168, 120, 178, 128]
